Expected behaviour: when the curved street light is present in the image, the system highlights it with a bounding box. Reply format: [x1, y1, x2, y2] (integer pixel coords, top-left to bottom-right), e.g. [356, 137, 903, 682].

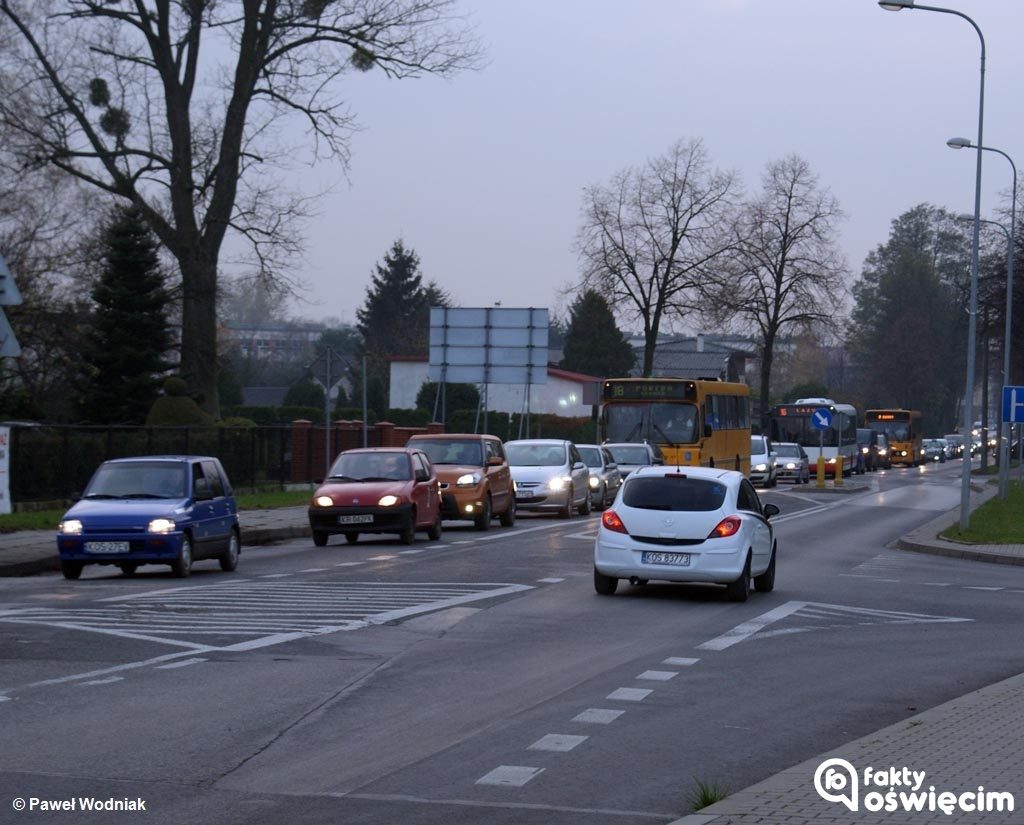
[879, 0, 986, 530]
[950, 139, 1017, 499]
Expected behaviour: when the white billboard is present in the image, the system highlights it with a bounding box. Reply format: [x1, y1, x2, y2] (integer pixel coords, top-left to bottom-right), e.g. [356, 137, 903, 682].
[429, 307, 548, 384]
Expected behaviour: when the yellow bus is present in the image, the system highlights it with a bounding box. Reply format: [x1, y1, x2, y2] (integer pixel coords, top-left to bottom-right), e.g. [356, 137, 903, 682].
[599, 378, 751, 473]
[865, 409, 923, 467]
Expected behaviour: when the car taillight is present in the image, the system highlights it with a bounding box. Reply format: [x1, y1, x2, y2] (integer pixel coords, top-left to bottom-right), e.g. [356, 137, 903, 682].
[708, 516, 741, 539]
[601, 510, 628, 534]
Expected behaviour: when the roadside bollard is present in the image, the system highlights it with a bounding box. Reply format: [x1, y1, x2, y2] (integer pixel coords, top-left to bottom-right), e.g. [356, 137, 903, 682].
[816, 457, 826, 488]
[835, 456, 843, 487]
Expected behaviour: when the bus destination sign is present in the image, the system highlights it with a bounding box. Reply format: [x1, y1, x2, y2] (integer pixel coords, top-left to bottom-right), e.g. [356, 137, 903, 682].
[602, 380, 696, 401]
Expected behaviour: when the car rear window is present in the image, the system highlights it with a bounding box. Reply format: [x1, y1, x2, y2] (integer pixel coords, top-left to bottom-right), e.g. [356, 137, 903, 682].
[622, 476, 726, 512]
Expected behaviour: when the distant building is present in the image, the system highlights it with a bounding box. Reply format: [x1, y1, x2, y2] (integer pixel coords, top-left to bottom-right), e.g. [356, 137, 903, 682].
[627, 334, 755, 383]
[221, 320, 326, 361]
[240, 387, 289, 407]
[389, 356, 600, 417]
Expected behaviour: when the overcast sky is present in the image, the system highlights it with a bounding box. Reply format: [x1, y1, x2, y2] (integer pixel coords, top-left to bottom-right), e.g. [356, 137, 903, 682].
[285, 0, 1024, 330]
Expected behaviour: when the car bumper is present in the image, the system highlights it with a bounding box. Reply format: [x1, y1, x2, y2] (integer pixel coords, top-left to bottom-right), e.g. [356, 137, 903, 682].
[514, 487, 571, 511]
[749, 470, 772, 484]
[439, 487, 488, 520]
[776, 467, 803, 481]
[57, 532, 186, 562]
[309, 503, 414, 535]
[594, 535, 746, 584]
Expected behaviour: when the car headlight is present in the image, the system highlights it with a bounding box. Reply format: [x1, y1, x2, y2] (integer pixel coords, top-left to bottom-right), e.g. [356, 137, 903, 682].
[861, 447, 869, 454]
[378, 495, 400, 507]
[589, 476, 600, 488]
[785, 462, 796, 469]
[878, 448, 887, 455]
[548, 476, 570, 492]
[456, 472, 482, 487]
[59, 519, 83, 535]
[753, 463, 767, 472]
[315, 495, 333, 507]
[148, 518, 175, 534]
[827, 458, 837, 465]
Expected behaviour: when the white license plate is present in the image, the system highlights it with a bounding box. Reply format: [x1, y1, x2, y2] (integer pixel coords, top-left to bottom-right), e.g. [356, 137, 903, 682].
[338, 514, 374, 525]
[86, 541, 130, 554]
[515, 489, 533, 499]
[641, 551, 691, 566]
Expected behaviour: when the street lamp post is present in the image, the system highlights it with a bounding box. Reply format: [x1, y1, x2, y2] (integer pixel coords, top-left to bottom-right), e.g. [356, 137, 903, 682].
[880, 0, 986, 530]
[950, 138, 1016, 499]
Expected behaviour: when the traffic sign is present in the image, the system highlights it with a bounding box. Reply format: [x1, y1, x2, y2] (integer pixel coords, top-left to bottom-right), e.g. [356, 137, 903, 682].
[811, 407, 833, 430]
[1003, 386, 1024, 424]
[0, 252, 22, 357]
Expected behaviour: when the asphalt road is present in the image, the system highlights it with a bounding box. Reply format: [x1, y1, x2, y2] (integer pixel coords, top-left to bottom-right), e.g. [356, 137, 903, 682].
[2, 460, 1023, 825]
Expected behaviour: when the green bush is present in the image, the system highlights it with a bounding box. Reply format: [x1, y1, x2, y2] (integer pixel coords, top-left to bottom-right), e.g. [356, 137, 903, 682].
[334, 406, 378, 423]
[223, 405, 322, 424]
[382, 408, 432, 427]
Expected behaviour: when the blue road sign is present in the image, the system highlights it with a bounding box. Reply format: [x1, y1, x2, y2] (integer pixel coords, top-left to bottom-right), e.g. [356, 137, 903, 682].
[812, 407, 833, 431]
[1003, 386, 1024, 424]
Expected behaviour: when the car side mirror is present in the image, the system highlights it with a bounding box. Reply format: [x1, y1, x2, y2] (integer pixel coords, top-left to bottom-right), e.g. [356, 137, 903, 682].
[703, 424, 713, 438]
[194, 488, 213, 502]
[607, 462, 618, 470]
[414, 469, 429, 482]
[573, 461, 586, 470]
[487, 455, 503, 466]
[763, 503, 780, 519]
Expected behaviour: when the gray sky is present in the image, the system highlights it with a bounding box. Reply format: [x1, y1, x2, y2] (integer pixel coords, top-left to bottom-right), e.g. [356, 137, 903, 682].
[288, 0, 1024, 328]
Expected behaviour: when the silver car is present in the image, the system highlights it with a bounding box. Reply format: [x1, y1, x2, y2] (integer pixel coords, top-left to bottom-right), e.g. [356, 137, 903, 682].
[603, 442, 664, 479]
[506, 439, 592, 517]
[576, 444, 622, 510]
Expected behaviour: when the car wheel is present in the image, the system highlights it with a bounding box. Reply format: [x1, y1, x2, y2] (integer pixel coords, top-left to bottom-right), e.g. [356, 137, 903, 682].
[61, 560, 83, 580]
[594, 568, 618, 596]
[119, 562, 138, 576]
[313, 530, 328, 547]
[498, 498, 516, 527]
[344, 532, 359, 545]
[473, 496, 492, 531]
[559, 487, 574, 519]
[399, 514, 416, 545]
[171, 535, 192, 578]
[578, 489, 592, 516]
[427, 511, 442, 541]
[219, 529, 240, 572]
[754, 546, 776, 593]
[726, 555, 751, 602]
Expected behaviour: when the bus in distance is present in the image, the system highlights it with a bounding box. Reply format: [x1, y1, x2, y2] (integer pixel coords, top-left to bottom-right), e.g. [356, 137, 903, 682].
[599, 378, 751, 473]
[768, 398, 859, 476]
[865, 409, 923, 466]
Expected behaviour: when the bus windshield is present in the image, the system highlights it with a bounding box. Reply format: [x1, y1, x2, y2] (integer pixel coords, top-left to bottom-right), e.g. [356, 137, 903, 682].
[603, 403, 698, 444]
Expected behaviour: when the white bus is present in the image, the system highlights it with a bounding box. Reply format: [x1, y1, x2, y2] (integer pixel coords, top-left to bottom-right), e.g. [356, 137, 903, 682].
[768, 397, 860, 477]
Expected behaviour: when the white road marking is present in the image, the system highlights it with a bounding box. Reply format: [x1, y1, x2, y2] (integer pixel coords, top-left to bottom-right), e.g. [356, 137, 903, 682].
[259, 573, 292, 578]
[154, 658, 207, 670]
[922, 582, 954, 587]
[335, 562, 363, 567]
[572, 708, 624, 724]
[607, 688, 652, 702]
[79, 676, 124, 686]
[537, 578, 564, 583]
[367, 555, 397, 561]
[965, 586, 1004, 591]
[528, 734, 588, 752]
[476, 766, 544, 787]
[298, 568, 328, 573]
[637, 670, 677, 681]
[662, 657, 700, 666]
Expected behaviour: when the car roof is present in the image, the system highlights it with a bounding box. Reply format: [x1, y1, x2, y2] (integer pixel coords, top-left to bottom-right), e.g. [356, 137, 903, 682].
[104, 455, 218, 463]
[339, 447, 419, 455]
[628, 465, 740, 483]
[505, 439, 568, 446]
[407, 433, 495, 442]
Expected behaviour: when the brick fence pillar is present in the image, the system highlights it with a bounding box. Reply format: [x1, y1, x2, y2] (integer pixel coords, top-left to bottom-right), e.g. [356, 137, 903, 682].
[426, 421, 446, 434]
[290, 420, 313, 483]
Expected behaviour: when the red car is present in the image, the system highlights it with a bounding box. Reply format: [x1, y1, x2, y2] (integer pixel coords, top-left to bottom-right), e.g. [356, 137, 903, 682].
[308, 448, 442, 546]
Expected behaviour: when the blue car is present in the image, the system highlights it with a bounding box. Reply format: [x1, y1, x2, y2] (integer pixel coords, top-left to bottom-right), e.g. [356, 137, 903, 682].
[56, 456, 241, 580]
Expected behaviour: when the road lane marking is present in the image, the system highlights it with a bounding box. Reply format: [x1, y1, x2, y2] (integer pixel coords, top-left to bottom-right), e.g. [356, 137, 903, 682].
[537, 578, 564, 583]
[637, 670, 677, 681]
[79, 677, 124, 686]
[607, 688, 652, 701]
[154, 658, 207, 670]
[476, 766, 544, 787]
[662, 657, 700, 666]
[344, 793, 675, 819]
[528, 734, 588, 752]
[572, 708, 624, 724]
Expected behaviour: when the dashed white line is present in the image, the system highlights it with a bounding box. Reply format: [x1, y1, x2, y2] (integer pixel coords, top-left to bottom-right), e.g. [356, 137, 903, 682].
[637, 670, 677, 681]
[334, 562, 364, 567]
[259, 573, 292, 578]
[476, 766, 544, 787]
[299, 568, 328, 573]
[79, 676, 124, 686]
[572, 708, 624, 724]
[663, 657, 700, 666]
[607, 688, 652, 702]
[965, 586, 1004, 591]
[528, 734, 588, 752]
[537, 578, 565, 583]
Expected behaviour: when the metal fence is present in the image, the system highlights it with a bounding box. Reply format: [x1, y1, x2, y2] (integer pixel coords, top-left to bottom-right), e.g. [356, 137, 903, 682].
[9, 424, 294, 504]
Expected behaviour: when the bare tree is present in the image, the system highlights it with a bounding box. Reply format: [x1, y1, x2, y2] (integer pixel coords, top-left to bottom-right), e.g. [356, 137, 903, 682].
[0, 0, 481, 415]
[709, 155, 847, 413]
[575, 138, 738, 376]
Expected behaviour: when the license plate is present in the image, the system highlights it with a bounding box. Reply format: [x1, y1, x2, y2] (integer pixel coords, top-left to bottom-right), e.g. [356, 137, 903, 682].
[337, 514, 374, 525]
[641, 551, 691, 566]
[515, 489, 532, 499]
[86, 541, 130, 554]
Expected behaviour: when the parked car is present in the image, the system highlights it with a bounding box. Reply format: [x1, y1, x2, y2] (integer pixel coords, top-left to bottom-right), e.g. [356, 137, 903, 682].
[602, 441, 664, 478]
[593, 466, 779, 602]
[773, 442, 810, 484]
[56, 455, 240, 580]
[922, 438, 947, 463]
[308, 447, 442, 546]
[505, 439, 591, 517]
[576, 443, 623, 510]
[875, 433, 893, 469]
[749, 435, 777, 487]
[406, 433, 515, 529]
[856, 427, 880, 472]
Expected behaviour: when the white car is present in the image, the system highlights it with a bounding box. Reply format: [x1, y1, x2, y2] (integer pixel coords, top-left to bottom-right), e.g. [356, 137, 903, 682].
[593, 466, 779, 602]
[749, 435, 777, 487]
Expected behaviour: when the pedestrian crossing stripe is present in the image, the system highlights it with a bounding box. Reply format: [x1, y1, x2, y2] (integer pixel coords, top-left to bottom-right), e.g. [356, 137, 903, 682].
[697, 600, 972, 651]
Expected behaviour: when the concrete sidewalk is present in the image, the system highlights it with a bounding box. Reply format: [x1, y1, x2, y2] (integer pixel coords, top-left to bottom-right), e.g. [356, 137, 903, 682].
[4, 487, 1024, 825]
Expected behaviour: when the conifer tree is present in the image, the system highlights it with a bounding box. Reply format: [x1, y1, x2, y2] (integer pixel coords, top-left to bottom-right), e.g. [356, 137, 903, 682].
[78, 206, 173, 423]
[561, 289, 636, 378]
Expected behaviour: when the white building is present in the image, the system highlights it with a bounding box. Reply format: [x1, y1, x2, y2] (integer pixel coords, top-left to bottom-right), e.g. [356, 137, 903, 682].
[389, 356, 600, 417]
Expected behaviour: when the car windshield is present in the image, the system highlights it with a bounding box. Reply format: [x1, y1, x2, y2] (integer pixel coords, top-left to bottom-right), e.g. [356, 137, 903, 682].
[622, 476, 727, 512]
[411, 439, 483, 466]
[751, 437, 768, 455]
[577, 446, 603, 468]
[329, 452, 411, 481]
[606, 445, 650, 465]
[84, 462, 188, 499]
[603, 403, 699, 444]
[506, 443, 565, 467]
[774, 444, 800, 458]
